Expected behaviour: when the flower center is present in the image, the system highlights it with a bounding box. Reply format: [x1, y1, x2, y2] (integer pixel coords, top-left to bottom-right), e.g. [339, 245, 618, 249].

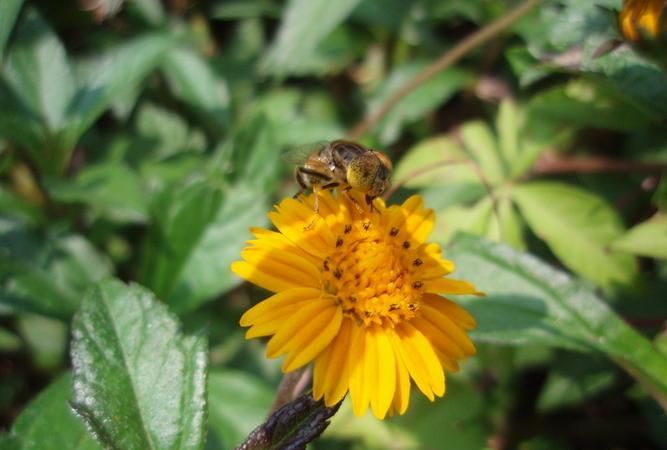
[321, 218, 423, 327]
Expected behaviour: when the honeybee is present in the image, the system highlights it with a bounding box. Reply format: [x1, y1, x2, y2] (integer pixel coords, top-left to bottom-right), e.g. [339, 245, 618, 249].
[293, 140, 392, 214]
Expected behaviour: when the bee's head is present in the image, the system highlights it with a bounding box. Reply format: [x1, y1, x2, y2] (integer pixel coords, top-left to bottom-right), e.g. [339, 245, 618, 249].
[347, 151, 392, 198]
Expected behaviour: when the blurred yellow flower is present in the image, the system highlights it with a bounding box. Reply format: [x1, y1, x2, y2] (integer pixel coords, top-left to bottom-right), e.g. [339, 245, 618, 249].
[232, 191, 481, 419]
[619, 0, 664, 41]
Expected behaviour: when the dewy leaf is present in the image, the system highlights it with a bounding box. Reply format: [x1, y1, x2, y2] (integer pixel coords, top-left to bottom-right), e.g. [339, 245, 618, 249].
[68, 33, 176, 142]
[140, 180, 268, 313]
[449, 234, 667, 403]
[610, 214, 667, 260]
[0, 218, 112, 320]
[0, 0, 23, 57]
[261, 0, 362, 75]
[512, 181, 638, 288]
[70, 279, 207, 450]
[8, 373, 101, 450]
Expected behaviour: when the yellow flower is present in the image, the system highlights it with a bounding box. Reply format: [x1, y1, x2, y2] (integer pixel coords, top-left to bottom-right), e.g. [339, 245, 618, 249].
[231, 191, 482, 419]
[619, 0, 663, 42]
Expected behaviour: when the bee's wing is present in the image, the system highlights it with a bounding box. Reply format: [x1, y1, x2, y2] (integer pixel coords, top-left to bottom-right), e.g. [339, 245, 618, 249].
[281, 141, 329, 165]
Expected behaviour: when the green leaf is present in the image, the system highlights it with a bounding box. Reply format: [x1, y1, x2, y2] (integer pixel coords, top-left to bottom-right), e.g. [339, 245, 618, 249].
[460, 121, 506, 185]
[140, 180, 267, 313]
[3, 10, 75, 133]
[0, 0, 23, 56]
[17, 314, 67, 369]
[387, 379, 487, 450]
[449, 234, 667, 402]
[528, 79, 656, 132]
[261, 0, 362, 75]
[9, 373, 101, 450]
[161, 47, 229, 128]
[433, 198, 493, 245]
[46, 162, 148, 223]
[370, 66, 471, 145]
[393, 135, 479, 189]
[610, 214, 667, 259]
[211, 0, 281, 19]
[0, 218, 112, 319]
[70, 279, 207, 450]
[69, 34, 176, 142]
[512, 181, 638, 288]
[208, 370, 273, 448]
[496, 99, 521, 166]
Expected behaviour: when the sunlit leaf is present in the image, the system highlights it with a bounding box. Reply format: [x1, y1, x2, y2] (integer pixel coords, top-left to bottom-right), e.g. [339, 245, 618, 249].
[449, 234, 667, 401]
[512, 181, 638, 288]
[261, 0, 362, 75]
[611, 214, 667, 260]
[71, 279, 207, 450]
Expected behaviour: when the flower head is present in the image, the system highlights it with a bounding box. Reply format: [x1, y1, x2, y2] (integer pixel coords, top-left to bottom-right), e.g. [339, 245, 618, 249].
[232, 191, 481, 419]
[619, 0, 664, 42]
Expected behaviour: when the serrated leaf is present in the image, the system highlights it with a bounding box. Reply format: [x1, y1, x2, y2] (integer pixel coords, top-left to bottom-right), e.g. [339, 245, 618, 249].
[208, 370, 273, 448]
[610, 214, 667, 259]
[0, 218, 112, 319]
[449, 234, 667, 402]
[70, 279, 207, 450]
[0, 0, 23, 56]
[261, 0, 362, 75]
[140, 180, 268, 313]
[8, 373, 101, 450]
[512, 181, 638, 288]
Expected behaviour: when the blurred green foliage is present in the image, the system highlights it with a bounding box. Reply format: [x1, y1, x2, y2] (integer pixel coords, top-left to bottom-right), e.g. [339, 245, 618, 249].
[1, 0, 667, 449]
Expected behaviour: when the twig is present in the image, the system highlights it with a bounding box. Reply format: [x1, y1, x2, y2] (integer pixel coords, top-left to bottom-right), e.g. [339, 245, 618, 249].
[346, 0, 542, 140]
[531, 152, 667, 176]
[269, 367, 312, 415]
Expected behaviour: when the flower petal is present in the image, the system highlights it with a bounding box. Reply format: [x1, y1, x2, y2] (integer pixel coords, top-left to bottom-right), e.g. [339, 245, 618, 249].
[314, 318, 355, 406]
[421, 302, 476, 356]
[369, 327, 396, 419]
[424, 277, 484, 296]
[240, 288, 325, 326]
[282, 304, 343, 371]
[423, 294, 477, 330]
[348, 324, 370, 416]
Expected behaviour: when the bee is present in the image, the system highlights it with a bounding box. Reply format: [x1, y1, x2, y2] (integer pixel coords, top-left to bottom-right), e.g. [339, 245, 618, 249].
[293, 140, 392, 214]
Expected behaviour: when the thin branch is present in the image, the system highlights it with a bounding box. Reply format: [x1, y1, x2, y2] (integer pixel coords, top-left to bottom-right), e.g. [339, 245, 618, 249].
[269, 367, 312, 415]
[346, 0, 542, 140]
[531, 152, 667, 176]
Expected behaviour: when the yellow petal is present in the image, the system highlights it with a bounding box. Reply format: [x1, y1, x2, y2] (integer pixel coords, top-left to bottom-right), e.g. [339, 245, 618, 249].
[421, 303, 476, 356]
[240, 288, 325, 326]
[321, 319, 355, 405]
[399, 323, 445, 397]
[348, 325, 370, 416]
[424, 277, 484, 296]
[282, 304, 343, 371]
[411, 316, 466, 360]
[265, 297, 335, 358]
[391, 340, 411, 415]
[241, 247, 322, 288]
[390, 326, 434, 400]
[423, 294, 477, 330]
[369, 328, 396, 419]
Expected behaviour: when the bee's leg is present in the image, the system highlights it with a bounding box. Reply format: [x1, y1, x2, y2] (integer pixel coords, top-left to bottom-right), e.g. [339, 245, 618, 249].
[304, 188, 322, 231]
[293, 167, 310, 199]
[342, 186, 364, 214]
[365, 194, 380, 213]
